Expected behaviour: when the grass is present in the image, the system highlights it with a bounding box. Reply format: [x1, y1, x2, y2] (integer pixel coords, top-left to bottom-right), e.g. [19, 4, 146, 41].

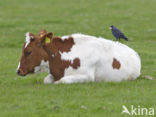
[0, 0, 156, 116]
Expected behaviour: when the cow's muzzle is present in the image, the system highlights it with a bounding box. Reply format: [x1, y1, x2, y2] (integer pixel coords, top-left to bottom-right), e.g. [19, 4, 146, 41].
[16, 68, 34, 76]
[16, 69, 26, 76]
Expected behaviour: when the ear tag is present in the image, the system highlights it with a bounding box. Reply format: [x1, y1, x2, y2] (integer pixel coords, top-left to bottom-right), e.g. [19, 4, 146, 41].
[45, 37, 51, 44]
[40, 34, 43, 37]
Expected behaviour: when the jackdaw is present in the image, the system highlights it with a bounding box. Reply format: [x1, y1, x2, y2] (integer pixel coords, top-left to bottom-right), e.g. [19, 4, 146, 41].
[109, 25, 128, 41]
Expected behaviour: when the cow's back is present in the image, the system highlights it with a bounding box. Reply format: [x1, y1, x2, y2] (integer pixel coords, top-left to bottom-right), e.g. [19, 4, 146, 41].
[60, 34, 141, 82]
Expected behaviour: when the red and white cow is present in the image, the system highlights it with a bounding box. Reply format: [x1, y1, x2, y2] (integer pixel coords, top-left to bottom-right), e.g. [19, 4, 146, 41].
[17, 30, 141, 84]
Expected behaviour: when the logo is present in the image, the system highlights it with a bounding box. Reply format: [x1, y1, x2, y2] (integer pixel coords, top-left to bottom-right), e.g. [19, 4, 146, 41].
[121, 105, 154, 116]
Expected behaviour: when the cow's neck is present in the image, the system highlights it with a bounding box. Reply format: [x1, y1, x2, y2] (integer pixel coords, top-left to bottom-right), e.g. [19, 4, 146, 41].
[43, 36, 80, 81]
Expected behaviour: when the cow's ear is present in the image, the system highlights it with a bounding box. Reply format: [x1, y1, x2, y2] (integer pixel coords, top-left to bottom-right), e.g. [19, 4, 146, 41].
[45, 32, 53, 44]
[47, 32, 53, 39]
[37, 29, 47, 37]
[40, 32, 53, 45]
[39, 34, 47, 46]
[37, 30, 53, 47]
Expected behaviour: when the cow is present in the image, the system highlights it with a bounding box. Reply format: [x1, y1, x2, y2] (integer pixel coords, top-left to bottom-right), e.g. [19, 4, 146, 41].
[16, 30, 141, 84]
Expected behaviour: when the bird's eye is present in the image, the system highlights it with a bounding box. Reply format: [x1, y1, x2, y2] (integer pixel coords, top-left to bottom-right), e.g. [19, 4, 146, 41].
[26, 51, 32, 56]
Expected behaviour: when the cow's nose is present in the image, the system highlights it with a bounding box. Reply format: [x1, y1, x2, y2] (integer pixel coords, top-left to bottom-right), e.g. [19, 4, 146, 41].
[17, 69, 20, 75]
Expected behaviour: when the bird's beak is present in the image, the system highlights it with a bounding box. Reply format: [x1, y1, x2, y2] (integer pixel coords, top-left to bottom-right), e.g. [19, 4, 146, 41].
[109, 27, 112, 30]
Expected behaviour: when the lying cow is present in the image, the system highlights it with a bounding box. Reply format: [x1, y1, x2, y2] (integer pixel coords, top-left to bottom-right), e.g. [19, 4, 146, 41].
[16, 30, 141, 84]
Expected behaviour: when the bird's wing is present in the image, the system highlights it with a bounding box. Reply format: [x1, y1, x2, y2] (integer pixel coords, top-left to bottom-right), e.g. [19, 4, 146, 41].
[112, 30, 119, 37]
[112, 27, 124, 35]
[112, 26, 128, 40]
[119, 32, 128, 39]
[114, 28, 127, 38]
[115, 28, 124, 36]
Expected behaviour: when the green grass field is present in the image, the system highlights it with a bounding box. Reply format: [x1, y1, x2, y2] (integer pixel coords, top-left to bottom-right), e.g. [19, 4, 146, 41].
[0, 0, 156, 116]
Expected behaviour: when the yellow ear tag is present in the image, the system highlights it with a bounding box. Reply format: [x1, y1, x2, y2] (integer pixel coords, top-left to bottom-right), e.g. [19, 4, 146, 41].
[45, 37, 51, 44]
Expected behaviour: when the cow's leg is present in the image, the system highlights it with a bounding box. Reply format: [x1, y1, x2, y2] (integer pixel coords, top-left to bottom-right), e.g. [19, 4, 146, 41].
[54, 75, 94, 84]
[44, 74, 54, 84]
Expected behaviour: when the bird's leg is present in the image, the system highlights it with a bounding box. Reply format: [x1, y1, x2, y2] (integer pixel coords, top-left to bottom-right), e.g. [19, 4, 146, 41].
[116, 38, 119, 41]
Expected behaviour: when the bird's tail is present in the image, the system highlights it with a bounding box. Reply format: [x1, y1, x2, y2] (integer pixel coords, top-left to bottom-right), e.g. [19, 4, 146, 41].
[124, 37, 129, 41]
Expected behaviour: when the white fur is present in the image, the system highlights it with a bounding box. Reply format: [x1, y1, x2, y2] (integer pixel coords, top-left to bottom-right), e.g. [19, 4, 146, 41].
[44, 74, 54, 84]
[25, 33, 31, 48]
[34, 60, 49, 73]
[16, 62, 20, 72]
[57, 33, 141, 84]
[51, 54, 55, 58]
[34, 60, 54, 84]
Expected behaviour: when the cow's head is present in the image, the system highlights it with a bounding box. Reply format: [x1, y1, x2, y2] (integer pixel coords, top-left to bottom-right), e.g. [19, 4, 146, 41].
[16, 30, 53, 76]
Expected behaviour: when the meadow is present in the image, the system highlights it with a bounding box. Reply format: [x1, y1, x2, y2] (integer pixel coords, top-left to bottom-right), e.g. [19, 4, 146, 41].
[0, 0, 156, 116]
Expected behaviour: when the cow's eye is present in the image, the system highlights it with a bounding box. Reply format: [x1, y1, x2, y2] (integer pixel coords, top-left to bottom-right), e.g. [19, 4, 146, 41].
[26, 51, 32, 56]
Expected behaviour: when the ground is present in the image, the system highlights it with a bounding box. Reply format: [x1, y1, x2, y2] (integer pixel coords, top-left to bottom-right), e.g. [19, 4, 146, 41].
[0, 0, 156, 117]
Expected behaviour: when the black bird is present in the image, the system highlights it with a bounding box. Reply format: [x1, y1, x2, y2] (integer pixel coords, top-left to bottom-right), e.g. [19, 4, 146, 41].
[109, 25, 128, 41]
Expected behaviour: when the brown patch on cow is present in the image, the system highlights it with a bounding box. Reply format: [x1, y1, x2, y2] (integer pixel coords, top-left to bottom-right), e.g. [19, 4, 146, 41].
[52, 37, 75, 52]
[72, 58, 80, 69]
[112, 58, 121, 69]
[42, 36, 80, 81]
